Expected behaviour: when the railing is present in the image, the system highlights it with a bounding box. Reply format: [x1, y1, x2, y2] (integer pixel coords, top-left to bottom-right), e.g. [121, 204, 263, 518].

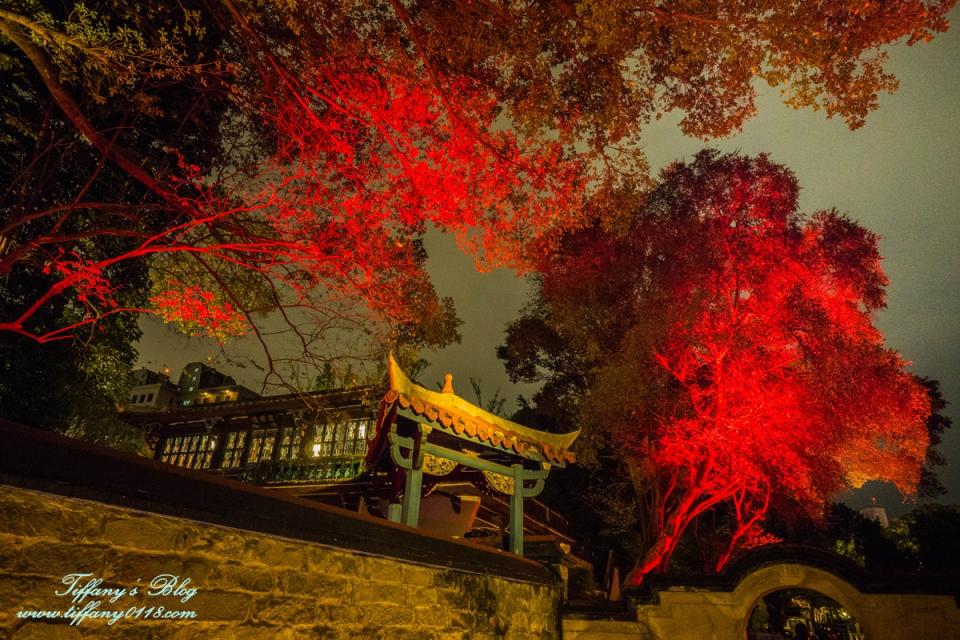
[228, 456, 366, 484]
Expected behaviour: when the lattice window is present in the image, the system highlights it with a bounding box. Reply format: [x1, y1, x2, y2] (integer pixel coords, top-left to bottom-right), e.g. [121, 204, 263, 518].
[247, 428, 277, 464]
[277, 424, 306, 460]
[221, 431, 247, 468]
[310, 419, 371, 458]
[311, 422, 336, 458]
[160, 433, 215, 469]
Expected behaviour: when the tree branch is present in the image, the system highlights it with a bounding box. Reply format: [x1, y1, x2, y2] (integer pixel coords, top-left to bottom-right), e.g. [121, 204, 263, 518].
[0, 9, 114, 65]
[0, 18, 171, 201]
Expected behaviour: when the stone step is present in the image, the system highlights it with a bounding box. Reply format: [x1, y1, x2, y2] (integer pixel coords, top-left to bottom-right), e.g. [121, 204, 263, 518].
[561, 617, 651, 639]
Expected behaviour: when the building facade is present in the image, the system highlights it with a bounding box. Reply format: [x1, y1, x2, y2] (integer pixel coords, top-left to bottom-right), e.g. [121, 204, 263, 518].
[175, 362, 260, 407]
[124, 363, 261, 413]
[124, 387, 377, 497]
[126, 368, 182, 412]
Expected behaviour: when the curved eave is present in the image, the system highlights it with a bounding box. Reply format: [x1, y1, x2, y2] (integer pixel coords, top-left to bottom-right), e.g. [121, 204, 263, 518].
[385, 355, 578, 466]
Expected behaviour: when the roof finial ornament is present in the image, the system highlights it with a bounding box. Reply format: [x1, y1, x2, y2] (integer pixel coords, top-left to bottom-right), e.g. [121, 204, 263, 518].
[442, 373, 455, 394]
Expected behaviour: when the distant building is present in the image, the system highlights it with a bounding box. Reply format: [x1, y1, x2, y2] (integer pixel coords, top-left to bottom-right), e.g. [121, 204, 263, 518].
[123, 363, 260, 412]
[126, 368, 180, 412]
[182, 384, 260, 407]
[859, 502, 889, 528]
[177, 361, 235, 391]
[176, 362, 259, 407]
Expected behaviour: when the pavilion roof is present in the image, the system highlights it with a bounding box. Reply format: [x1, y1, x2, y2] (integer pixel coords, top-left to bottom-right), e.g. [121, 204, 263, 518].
[379, 354, 578, 466]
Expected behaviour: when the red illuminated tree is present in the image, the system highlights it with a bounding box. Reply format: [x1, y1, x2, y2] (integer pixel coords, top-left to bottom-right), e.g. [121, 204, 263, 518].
[0, 1, 585, 387]
[0, 0, 953, 389]
[501, 151, 931, 581]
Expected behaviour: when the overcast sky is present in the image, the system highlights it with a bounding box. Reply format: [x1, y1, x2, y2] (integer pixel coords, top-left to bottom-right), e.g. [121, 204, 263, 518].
[138, 9, 960, 508]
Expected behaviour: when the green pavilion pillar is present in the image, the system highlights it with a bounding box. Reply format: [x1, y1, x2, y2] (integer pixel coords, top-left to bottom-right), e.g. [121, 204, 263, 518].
[510, 463, 524, 555]
[401, 465, 423, 527]
[388, 423, 430, 528]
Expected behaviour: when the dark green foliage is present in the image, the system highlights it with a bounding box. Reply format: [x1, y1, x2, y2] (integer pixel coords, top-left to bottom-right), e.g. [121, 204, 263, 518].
[890, 504, 960, 573]
[0, 0, 228, 450]
[0, 299, 146, 452]
[766, 502, 960, 575]
[916, 377, 952, 498]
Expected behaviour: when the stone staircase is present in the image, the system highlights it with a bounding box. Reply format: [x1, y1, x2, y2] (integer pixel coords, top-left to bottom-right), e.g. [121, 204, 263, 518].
[561, 599, 651, 639]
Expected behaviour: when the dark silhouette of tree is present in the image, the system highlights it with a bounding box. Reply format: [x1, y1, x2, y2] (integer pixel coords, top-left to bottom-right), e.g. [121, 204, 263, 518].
[0, 0, 228, 443]
[890, 504, 960, 573]
[916, 377, 952, 498]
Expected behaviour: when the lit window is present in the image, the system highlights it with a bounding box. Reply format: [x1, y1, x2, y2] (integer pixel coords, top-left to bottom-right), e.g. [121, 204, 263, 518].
[313, 423, 336, 457]
[247, 428, 276, 463]
[221, 431, 247, 468]
[200, 435, 216, 468]
[337, 421, 353, 455]
[160, 434, 216, 469]
[310, 419, 369, 459]
[277, 424, 304, 460]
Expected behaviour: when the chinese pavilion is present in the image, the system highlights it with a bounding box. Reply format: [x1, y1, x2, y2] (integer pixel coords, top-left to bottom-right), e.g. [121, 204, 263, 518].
[122, 357, 580, 558]
[366, 355, 579, 556]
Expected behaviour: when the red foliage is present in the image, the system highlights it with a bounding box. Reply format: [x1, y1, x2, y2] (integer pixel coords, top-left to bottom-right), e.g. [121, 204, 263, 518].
[0, 53, 585, 348]
[611, 153, 930, 583]
[150, 282, 247, 340]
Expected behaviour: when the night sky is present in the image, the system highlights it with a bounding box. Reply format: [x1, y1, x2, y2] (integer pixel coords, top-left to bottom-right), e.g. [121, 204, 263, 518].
[137, 8, 960, 509]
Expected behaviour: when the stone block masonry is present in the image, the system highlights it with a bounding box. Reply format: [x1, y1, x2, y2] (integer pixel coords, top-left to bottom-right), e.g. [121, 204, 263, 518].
[618, 547, 960, 640]
[0, 419, 561, 640]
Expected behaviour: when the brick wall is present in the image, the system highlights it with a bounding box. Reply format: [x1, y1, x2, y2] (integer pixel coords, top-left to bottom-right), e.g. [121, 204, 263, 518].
[0, 485, 559, 640]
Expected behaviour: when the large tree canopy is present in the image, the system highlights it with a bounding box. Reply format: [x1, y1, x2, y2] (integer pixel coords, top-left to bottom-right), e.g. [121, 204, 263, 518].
[0, 0, 226, 442]
[0, 0, 953, 390]
[394, 0, 954, 141]
[500, 150, 932, 581]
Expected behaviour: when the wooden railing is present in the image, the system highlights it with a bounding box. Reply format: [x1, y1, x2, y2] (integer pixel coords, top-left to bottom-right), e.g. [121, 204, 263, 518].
[227, 455, 366, 484]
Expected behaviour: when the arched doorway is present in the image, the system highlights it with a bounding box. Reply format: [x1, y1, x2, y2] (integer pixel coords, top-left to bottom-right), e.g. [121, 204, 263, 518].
[747, 588, 866, 640]
[630, 547, 958, 640]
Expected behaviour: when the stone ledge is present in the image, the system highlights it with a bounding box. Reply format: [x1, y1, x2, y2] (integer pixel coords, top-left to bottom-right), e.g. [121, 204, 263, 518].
[1, 484, 561, 639]
[0, 419, 556, 587]
[625, 544, 960, 605]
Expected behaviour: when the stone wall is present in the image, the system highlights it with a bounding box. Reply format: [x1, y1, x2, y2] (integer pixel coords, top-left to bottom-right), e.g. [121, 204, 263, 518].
[561, 546, 960, 640]
[0, 420, 561, 640]
[631, 562, 960, 640]
[0, 485, 558, 640]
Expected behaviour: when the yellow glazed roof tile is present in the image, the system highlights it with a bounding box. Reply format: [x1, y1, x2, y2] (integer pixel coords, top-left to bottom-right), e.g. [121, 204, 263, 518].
[383, 354, 578, 465]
